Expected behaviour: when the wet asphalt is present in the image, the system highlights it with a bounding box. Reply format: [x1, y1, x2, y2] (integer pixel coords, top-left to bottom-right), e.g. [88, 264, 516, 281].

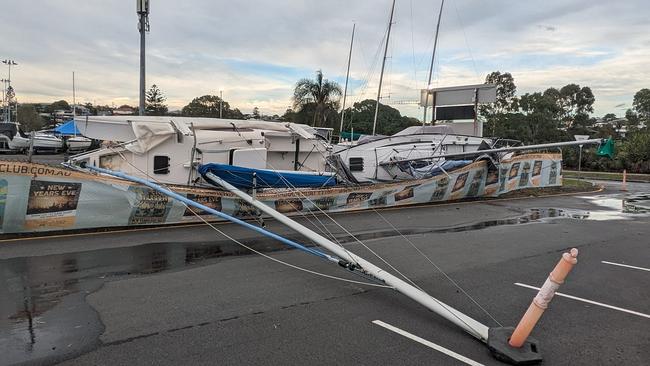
[0, 180, 649, 366]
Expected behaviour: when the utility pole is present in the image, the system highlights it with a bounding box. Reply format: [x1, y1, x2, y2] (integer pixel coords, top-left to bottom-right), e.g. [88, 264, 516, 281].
[137, 0, 150, 116]
[220, 90, 223, 118]
[423, 0, 445, 125]
[339, 23, 355, 137]
[372, 0, 395, 136]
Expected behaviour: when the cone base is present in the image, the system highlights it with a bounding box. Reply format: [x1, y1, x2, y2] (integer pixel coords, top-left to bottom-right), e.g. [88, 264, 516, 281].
[488, 327, 542, 365]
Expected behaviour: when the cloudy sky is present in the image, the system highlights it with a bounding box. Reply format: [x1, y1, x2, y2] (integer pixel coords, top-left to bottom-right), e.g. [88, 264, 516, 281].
[1, 0, 648, 119]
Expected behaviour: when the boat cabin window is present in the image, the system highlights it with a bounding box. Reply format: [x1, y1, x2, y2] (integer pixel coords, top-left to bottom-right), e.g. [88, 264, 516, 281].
[349, 157, 364, 172]
[153, 155, 170, 174]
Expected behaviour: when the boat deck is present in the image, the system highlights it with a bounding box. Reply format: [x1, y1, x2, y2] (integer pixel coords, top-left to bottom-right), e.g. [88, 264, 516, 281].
[1, 179, 648, 365]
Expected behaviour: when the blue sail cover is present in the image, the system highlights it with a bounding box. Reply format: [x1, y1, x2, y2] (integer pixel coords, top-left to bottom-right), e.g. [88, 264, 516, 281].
[54, 120, 83, 136]
[198, 163, 337, 189]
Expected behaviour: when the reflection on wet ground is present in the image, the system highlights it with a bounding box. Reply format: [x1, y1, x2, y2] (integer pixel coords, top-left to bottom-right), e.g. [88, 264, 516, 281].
[1, 193, 649, 365]
[0, 239, 294, 365]
[623, 193, 650, 213]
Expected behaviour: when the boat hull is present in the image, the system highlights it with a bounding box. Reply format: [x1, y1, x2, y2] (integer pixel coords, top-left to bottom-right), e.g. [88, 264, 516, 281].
[0, 153, 563, 235]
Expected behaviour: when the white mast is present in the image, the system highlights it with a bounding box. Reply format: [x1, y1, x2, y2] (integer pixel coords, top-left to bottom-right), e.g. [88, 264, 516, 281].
[339, 23, 356, 137]
[423, 0, 445, 125]
[72, 72, 76, 118]
[204, 171, 489, 341]
[372, 0, 396, 136]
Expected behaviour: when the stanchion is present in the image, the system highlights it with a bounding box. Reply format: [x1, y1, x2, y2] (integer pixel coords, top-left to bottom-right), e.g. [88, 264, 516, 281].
[621, 170, 628, 192]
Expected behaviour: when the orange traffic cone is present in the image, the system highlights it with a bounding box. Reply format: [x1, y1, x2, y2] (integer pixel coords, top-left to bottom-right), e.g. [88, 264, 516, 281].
[509, 248, 579, 348]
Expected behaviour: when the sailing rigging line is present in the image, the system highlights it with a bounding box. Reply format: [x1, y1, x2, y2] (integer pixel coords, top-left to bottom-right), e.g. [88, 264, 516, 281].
[350, 26, 388, 110]
[370, 209, 503, 327]
[221, 168, 344, 247]
[453, 0, 480, 81]
[221, 132, 504, 327]
[105, 125, 503, 329]
[409, 0, 418, 93]
[185, 205, 392, 288]
[225, 126, 355, 253]
[106, 144, 345, 253]
[99, 139, 492, 338]
[86, 156, 391, 289]
[225, 126, 423, 289]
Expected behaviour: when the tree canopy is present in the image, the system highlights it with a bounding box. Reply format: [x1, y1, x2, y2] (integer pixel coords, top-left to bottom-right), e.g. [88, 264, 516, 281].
[341, 99, 420, 136]
[45, 100, 70, 113]
[293, 70, 342, 128]
[181, 95, 244, 119]
[145, 84, 168, 116]
[633, 88, 650, 123]
[17, 104, 43, 131]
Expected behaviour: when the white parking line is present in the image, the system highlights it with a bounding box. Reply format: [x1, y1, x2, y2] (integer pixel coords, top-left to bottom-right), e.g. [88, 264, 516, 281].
[372, 320, 485, 366]
[514, 283, 650, 319]
[601, 261, 650, 272]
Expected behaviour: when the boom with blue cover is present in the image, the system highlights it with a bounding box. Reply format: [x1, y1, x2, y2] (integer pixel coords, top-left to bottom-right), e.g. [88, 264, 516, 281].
[198, 163, 337, 189]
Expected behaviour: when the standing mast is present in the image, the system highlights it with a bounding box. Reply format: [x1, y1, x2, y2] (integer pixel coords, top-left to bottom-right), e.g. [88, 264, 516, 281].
[339, 23, 356, 138]
[72, 72, 76, 121]
[422, 0, 445, 125]
[372, 0, 396, 136]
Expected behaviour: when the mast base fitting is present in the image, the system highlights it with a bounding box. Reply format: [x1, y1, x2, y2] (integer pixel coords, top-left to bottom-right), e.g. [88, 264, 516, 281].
[487, 327, 542, 365]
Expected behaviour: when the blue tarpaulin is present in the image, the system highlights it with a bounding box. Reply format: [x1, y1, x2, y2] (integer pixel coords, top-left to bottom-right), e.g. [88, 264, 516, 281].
[54, 120, 83, 136]
[199, 163, 337, 189]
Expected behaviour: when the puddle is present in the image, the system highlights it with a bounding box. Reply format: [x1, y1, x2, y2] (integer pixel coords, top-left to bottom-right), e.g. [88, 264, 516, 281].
[623, 193, 650, 213]
[0, 239, 295, 365]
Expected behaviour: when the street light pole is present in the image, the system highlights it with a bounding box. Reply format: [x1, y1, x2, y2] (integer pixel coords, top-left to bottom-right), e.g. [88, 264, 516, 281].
[220, 90, 223, 118]
[2, 60, 18, 123]
[136, 1, 150, 116]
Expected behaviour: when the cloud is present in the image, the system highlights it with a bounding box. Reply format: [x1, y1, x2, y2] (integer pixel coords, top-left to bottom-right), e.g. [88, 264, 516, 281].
[0, 0, 648, 119]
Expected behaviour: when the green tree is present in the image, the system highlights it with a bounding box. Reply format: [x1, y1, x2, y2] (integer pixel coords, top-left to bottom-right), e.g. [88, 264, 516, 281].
[181, 95, 244, 119]
[45, 100, 70, 113]
[341, 99, 419, 135]
[145, 84, 168, 116]
[558, 84, 595, 128]
[625, 108, 640, 131]
[17, 104, 43, 131]
[602, 113, 617, 123]
[480, 71, 518, 116]
[83, 103, 98, 116]
[293, 70, 342, 128]
[621, 130, 650, 172]
[632, 88, 650, 124]
[252, 107, 260, 119]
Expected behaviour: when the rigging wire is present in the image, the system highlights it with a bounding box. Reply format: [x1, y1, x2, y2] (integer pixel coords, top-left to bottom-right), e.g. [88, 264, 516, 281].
[217, 130, 506, 327]
[453, 0, 480, 81]
[104, 121, 506, 329]
[224, 126, 424, 289]
[409, 0, 418, 92]
[101, 147, 392, 288]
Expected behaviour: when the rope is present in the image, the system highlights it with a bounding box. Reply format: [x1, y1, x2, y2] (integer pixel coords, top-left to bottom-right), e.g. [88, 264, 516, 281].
[99, 150, 392, 288]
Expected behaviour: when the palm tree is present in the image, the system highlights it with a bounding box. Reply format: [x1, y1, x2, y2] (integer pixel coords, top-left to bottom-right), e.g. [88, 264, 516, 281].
[293, 70, 342, 127]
